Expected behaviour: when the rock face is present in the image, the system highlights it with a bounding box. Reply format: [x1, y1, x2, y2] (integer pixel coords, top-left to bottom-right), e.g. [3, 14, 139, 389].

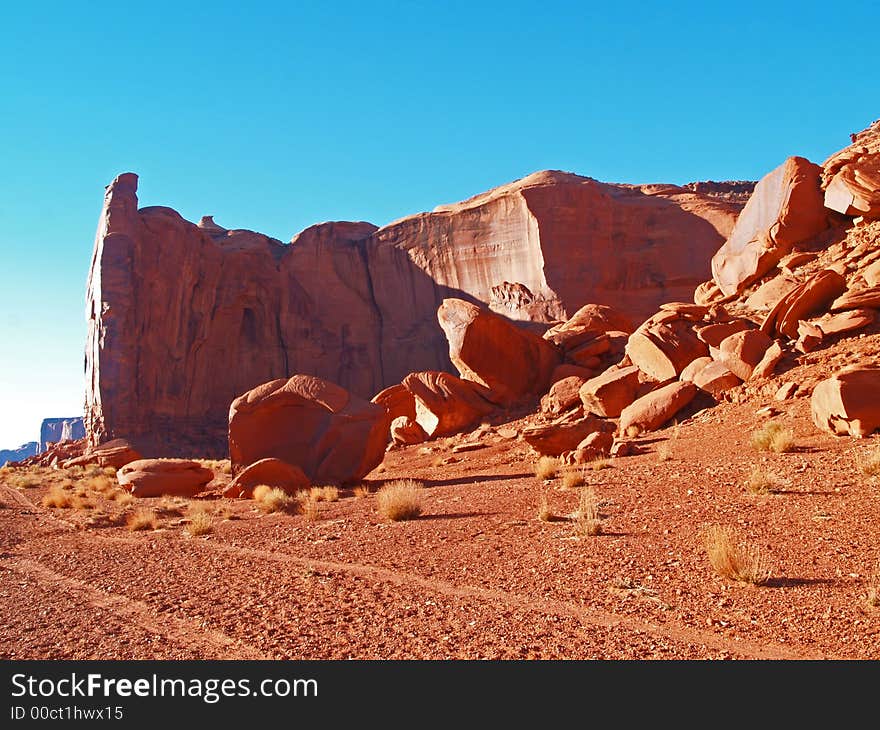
[811, 368, 880, 437]
[40, 417, 85, 453]
[0, 442, 38, 465]
[85, 171, 745, 455]
[822, 118, 880, 219]
[228, 375, 390, 485]
[710, 157, 828, 297]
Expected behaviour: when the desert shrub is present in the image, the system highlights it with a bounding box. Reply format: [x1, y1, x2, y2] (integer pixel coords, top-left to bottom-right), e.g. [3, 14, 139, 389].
[253, 485, 296, 514]
[310, 486, 339, 502]
[704, 524, 771, 585]
[574, 487, 602, 537]
[376, 479, 424, 521]
[750, 421, 795, 453]
[858, 449, 880, 477]
[186, 510, 214, 536]
[745, 465, 778, 495]
[86, 475, 114, 494]
[41, 486, 72, 508]
[353, 485, 371, 498]
[534, 456, 559, 480]
[868, 562, 880, 609]
[561, 468, 585, 489]
[126, 508, 157, 531]
[11, 475, 39, 489]
[537, 495, 554, 522]
[588, 457, 610, 471]
[301, 496, 320, 522]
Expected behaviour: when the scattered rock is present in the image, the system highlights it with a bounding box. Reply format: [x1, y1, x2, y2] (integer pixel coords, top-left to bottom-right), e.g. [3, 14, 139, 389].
[578, 365, 641, 418]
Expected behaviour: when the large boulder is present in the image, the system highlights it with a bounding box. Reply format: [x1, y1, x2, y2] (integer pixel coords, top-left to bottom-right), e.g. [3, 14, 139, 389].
[624, 318, 708, 382]
[437, 298, 561, 405]
[224, 458, 311, 498]
[390, 416, 428, 446]
[542, 303, 635, 349]
[760, 269, 847, 339]
[711, 157, 828, 297]
[578, 365, 641, 418]
[117, 459, 214, 497]
[522, 411, 614, 456]
[714, 329, 774, 381]
[811, 368, 880, 437]
[618, 381, 698, 435]
[540, 375, 590, 415]
[228, 375, 391, 484]
[402, 371, 495, 438]
[370, 384, 416, 422]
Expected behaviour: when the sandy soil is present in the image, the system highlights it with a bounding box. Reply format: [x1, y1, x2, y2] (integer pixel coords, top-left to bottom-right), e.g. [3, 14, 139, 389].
[2, 331, 880, 661]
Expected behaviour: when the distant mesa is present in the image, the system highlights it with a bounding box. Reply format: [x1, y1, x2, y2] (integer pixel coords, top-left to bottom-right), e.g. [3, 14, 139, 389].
[40, 417, 85, 453]
[0, 442, 38, 466]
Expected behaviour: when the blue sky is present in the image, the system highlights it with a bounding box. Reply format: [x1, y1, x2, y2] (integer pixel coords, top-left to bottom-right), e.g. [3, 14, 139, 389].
[0, 0, 877, 449]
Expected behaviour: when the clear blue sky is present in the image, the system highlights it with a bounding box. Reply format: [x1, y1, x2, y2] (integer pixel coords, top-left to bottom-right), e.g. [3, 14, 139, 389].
[0, 0, 877, 449]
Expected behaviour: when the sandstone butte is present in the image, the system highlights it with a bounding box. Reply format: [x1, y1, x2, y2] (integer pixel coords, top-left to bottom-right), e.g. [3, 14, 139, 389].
[84, 170, 748, 456]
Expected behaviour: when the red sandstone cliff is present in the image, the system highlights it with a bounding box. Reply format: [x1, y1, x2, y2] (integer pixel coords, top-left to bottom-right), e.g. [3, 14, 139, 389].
[85, 170, 746, 456]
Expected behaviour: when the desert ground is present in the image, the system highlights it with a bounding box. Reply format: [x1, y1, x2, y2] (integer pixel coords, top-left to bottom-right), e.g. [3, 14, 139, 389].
[2, 328, 879, 661]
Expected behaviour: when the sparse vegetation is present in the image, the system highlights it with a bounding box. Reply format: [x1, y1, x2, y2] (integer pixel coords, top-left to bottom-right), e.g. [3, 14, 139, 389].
[745, 465, 778, 495]
[300, 496, 320, 522]
[86, 475, 114, 495]
[41, 486, 72, 508]
[574, 487, 602, 537]
[537, 495, 554, 522]
[376, 479, 424, 521]
[561, 468, 585, 489]
[657, 440, 673, 462]
[11, 475, 39, 489]
[534, 456, 559, 480]
[750, 421, 795, 453]
[587, 457, 610, 471]
[310, 486, 339, 502]
[126, 508, 157, 531]
[868, 562, 880, 609]
[704, 524, 771, 585]
[253, 485, 297, 514]
[185, 510, 214, 536]
[353, 485, 371, 498]
[857, 448, 880, 477]
[112, 490, 134, 506]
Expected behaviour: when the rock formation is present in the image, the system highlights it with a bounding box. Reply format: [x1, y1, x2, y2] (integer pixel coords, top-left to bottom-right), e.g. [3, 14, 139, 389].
[40, 417, 85, 452]
[228, 375, 390, 485]
[85, 171, 746, 456]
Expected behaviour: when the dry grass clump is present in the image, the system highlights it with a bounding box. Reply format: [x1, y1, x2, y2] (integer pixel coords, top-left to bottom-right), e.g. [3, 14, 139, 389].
[867, 562, 880, 609]
[657, 440, 673, 462]
[376, 479, 424, 521]
[574, 487, 602, 537]
[253, 484, 297, 514]
[537, 495, 555, 522]
[750, 421, 795, 453]
[83, 464, 104, 478]
[126, 508, 157, 531]
[310, 486, 339, 502]
[587, 457, 610, 471]
[745, 465, 778, 495]
[353, 485, 371, 498]
[103, 466, 118, 476]
[857, 449, 880, 477]
[185, 509, 214, 536]
[561, 468, 585, 490]
[704, 524, 771, 585]
[534, 456, 559, 481]
[300, 496, 320, 522]
[11, 475, 40, 489]
[111, 490, 134, 506]
[41, 486, 73, 508]
[86, 475, 115, 495]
